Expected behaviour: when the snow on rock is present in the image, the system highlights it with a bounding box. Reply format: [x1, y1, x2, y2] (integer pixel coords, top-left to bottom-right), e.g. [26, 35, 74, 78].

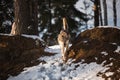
[115, 46, 120, 53]
[7, 45, 108, 80]
[0, 34, 43, 41]
[22, 34, 43, 41]
[0, 33, 12, 36]
[101, 52, 108, 56]
[110, 43, 117, 45]
[98, 26, 120, 30]
[0, 34, 44, 47]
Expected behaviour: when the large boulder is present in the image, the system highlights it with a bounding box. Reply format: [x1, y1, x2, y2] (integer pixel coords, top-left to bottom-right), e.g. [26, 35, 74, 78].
[0, 35, 51, 80]
[68, 27, 120, 79]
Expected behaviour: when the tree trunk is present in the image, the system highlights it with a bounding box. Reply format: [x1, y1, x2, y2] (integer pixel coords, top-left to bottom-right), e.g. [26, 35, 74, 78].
[98, 0, 103, 26]
[29, 0, 38, 35]
[94, 0, 99, 27]
[49, 0, 51, 28]
[0, 16, 2, 28]
[103, 0, 108, 25]
[13, 0, 38, 35]
[113, 0, 117, 26]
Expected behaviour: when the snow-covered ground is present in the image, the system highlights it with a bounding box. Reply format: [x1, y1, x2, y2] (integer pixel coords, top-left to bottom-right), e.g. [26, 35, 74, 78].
[7, 45, 113, 80]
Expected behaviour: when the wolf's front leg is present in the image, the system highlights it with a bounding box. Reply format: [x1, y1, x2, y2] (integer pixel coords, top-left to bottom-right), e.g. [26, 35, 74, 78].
[61, 46, 66, 61]
[59, 43, 64, 60]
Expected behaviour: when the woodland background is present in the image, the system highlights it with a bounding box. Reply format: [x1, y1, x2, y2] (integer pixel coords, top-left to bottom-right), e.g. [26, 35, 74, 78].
[0, 0, 119, 45]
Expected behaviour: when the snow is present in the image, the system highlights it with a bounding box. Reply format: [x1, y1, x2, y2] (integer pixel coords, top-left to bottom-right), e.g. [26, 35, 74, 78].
[2, 20, 12, 26]
[83, 40, 88, 43]
[110, 43, 117, 45]
[0, 33, 43, 42]
[74, 0, 94, 30]
[106, 0, 120, 26]
[75, 0, 120, 27]
[7, 45, 110, 80]
[114, 46, 120, 53]
[0, 33, 12, 36]
[101, 52, 108, 56]
[39, 28, 48, 39]
[105, 72, 114, 77]
[98, 26, 120, 30]
[74, 0, 93, 15]
[22, 34, 43, 41]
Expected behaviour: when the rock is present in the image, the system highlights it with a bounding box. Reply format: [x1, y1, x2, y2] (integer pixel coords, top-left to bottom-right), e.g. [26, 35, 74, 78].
[0, 35, 47, 80]
[68, 27, 120, 61]
[68, 27, 120, 80]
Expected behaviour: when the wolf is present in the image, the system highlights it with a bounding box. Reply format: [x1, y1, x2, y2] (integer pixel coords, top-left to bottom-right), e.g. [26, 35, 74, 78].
[57, 18, 70, 62]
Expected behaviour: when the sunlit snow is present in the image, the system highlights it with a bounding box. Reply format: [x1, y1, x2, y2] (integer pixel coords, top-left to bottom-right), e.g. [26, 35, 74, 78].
[8, 45, 107, 80]
[115, 46, 120, 54]
[101, 52, 108, 56]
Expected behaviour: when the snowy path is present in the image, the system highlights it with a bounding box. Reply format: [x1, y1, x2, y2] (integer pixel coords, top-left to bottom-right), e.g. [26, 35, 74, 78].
[8, 45, 105, 80]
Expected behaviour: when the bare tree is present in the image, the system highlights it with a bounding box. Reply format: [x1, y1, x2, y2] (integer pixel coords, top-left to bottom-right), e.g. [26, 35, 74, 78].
[103, 0, 108, 25]
[11, 0, 38, 35]
[113, 0, 117, 26]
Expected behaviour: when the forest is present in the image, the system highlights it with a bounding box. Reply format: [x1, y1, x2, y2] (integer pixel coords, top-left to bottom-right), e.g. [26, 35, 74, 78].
[0, 0, 120, 80]
[0, 0, 119, 45]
